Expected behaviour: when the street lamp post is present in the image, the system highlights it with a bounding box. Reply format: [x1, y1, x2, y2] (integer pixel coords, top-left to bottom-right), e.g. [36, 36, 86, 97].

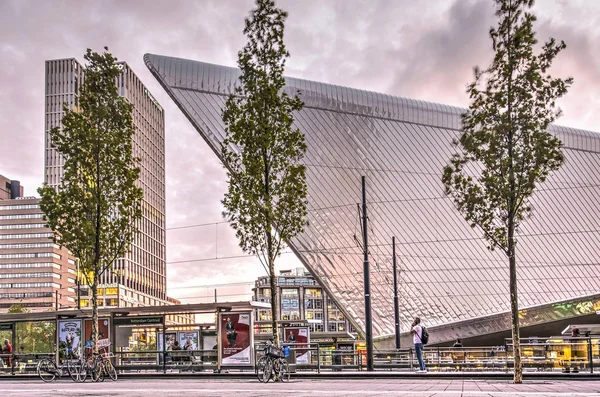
[392, 236, 401, 350]
[361, 176, 374, 371]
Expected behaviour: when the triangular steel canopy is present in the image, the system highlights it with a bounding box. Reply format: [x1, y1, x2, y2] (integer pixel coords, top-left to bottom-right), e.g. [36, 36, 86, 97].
[145, 53, 600, 342]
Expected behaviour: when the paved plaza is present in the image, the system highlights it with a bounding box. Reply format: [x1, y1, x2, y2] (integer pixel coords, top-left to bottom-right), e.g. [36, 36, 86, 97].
[1, 378, 600, 396]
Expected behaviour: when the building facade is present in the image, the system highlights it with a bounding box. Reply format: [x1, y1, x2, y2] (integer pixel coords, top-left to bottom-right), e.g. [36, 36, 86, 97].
[45, 58, 167, 305]
[145, 54, 600, 345]
[253, 268, 357, 336]
[0, 194, 77, 313]
[0, 175, 23, 200]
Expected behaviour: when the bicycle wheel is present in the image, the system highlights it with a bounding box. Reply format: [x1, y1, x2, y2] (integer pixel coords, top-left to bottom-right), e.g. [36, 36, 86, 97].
[90, 357, 102, 383]
[98, 364, 106, 383]
[78, 361, 89, 383]
[276, 358, 290, 382]
[67, 359, 84, 382]
[256, 356, 271, 383]
[37, 359, 57, 383]
[104, 359, 118, 381]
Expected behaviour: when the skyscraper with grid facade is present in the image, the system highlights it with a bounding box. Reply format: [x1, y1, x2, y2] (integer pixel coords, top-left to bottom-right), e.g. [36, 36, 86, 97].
[45, 58, 167, 307]
[145, 53, 600, 346]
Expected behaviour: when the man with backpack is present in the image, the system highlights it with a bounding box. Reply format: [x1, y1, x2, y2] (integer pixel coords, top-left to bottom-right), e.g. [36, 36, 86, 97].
[411, 317, 428, 373]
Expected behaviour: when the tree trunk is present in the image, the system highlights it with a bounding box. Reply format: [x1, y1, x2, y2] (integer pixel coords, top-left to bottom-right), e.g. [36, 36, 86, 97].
[268, 246, 279, 348]
[93, 131, 101, 355]
[91, 278, 99, 355]
[508, 220, 522, 383]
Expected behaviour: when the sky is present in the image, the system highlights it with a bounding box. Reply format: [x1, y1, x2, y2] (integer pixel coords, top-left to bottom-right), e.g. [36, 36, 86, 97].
[1, 0, 599, 304]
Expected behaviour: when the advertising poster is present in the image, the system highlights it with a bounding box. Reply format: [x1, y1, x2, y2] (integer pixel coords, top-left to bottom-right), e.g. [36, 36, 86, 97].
[58, 319, 82, 359]
[84, 319, 110, 349]
[157, 331, 177, 352]
[179, 331, 199, 351]
[284, 326, 310, 364]
[219, 312, 253, 366]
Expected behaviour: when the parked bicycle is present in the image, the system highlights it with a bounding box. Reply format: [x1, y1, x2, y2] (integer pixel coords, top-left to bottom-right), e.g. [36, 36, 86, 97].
[37, 348, 83, 383]
[80, 344, 117, 382]
[256, 340, 290, 383]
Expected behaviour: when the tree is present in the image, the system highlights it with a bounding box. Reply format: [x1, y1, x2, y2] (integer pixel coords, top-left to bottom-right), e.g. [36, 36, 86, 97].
[221, 0, 308, 348]
[7, 303, 28, 314]
[38, 48, 143, 354]
[442, 0, 572, 383]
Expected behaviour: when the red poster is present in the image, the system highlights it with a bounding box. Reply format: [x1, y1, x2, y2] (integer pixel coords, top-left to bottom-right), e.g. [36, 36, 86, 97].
[84, 319, 110, 352]
[219, 312, 252, 366]
[284, 326, 310, 363]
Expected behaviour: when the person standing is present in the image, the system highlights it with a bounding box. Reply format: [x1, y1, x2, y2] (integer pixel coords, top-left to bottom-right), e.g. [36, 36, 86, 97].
[410, 318, 427, 373]
[2, 339, 12, 368]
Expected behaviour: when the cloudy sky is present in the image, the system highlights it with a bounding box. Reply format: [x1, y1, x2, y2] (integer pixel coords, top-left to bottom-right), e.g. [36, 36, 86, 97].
[1, 0, 599, 303]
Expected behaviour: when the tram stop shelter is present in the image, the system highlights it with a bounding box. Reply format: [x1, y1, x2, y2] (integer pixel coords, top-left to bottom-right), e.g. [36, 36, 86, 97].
[0, 300, 269, 375]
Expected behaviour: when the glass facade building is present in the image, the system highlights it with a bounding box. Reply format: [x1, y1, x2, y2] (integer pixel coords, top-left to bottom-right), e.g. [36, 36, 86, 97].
[145, 54, 600, 344]
[45, 58, 167, 303]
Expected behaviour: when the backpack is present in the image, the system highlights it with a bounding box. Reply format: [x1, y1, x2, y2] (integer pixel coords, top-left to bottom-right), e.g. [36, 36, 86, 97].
[420, 326, 429, 345]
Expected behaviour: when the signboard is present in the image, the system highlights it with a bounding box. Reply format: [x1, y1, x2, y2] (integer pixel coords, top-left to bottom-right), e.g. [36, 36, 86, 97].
[84, 319, 110, 349]
[219, 312, 253, 366]
[58, 319, 82, 359]
[283, 326, 310, 364]
[113, 316, 163, 326]
[0, 323, 13, 331]
[179, 331, 199, 351]
[157, 332, 177, 352]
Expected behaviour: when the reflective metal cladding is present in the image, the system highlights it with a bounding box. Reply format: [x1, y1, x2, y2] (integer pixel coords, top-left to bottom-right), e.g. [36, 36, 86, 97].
[144, 53, 600, 341]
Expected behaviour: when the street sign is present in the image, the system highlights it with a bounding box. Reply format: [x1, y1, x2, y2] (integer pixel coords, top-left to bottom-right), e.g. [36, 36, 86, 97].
[113, 316, 163, 326]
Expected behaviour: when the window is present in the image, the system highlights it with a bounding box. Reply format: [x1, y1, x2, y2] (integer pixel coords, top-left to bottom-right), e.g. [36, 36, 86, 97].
[0, 213, 44, 220]
[309, 323, 324, 333]
[0, 282, 60, 288]
[0, 292, 53, 299]
[0, 233, 53, 239]
[106, 298, 119, 306]
[306, 311, 323, 320]
[0, 242, 54, 249]
[0, 272, 56, 279]
[105, 287, 118, 295]
[0, 252, 59, 259]
[0, 204, 40, 211]
[0, 263, 59, 269]
[0, 223, 46, 230]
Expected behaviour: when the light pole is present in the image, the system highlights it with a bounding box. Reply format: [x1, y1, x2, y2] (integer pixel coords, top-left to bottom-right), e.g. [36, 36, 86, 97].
[361, 176, 374, 371]
[392, 236, 401, 350]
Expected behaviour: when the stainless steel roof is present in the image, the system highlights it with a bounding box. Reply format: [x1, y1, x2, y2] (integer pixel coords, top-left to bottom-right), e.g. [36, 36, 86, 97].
[144, 53, 600, 342]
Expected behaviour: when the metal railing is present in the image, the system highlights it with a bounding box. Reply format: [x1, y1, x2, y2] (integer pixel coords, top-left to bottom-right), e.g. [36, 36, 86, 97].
[114, 349, 219, 373]
[2, 337, 598, 376]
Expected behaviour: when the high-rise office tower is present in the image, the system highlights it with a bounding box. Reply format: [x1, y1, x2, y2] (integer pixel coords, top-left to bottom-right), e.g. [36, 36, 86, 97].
[45, 58, 167, 306]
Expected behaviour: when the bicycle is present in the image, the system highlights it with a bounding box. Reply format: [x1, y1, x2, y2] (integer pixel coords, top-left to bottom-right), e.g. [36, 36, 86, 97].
[80, 344, 117, 382]
[256, 341, 290, 383]
[37, 348, 83, 383]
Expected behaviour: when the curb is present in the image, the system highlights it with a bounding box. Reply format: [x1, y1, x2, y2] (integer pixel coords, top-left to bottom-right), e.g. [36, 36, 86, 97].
[2, 371, 600, 381]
